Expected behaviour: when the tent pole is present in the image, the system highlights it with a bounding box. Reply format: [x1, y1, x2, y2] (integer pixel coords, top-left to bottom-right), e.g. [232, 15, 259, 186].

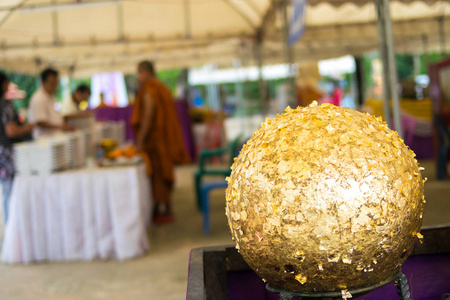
[354, 56, 365, 107]
[234, 60, 243, 115]
[280, 1, 296, 107]
[117, 2, 124, 41]
[52, 0, 59, 45]
[184, 0, 191, 39]
[382, 0, 402, 138]
[256, 38, 267, 114]
[438, 16, 446, 54]
[422, 34, 429, 69]
[374, 0, 392, 129]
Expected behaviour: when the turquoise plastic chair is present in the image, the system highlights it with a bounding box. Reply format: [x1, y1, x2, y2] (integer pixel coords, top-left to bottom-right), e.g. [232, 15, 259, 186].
[194, 134, 242, 210]
[200, 180, 228, 235]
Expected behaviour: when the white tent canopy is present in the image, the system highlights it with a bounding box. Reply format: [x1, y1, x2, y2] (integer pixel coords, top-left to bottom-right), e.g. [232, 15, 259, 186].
[0, 0, 448, 76]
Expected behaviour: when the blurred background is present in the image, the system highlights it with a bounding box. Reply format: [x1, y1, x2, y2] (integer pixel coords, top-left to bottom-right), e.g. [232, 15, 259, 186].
[0, 0, 449, 299]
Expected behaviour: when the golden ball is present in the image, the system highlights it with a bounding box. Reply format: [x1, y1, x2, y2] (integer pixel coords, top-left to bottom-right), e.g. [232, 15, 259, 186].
[225, 102, 425, 292]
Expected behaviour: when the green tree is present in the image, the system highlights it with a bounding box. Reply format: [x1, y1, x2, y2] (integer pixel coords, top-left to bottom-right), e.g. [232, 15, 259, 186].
[157, 69, 181, 94]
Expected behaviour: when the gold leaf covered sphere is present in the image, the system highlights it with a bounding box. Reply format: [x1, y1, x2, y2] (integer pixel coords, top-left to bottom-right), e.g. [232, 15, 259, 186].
[225, 102, 424, 292]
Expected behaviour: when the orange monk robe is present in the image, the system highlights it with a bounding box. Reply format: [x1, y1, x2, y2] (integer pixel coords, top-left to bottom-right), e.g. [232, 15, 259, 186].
[131, 78, 190, 203]
[296, 84, 324, 107]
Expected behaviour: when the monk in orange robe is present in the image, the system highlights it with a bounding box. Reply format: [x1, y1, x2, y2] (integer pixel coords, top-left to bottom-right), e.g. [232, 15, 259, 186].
[131, 61, 190, 223]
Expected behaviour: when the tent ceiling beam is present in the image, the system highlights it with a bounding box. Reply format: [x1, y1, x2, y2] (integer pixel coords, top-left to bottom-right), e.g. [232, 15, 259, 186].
[223, 0, 257, 30]
[264, 14, 450, 41]
[243, 0, 263, 18]
[52, 2, 59, 45]
[0, 0, 28, 28]
[0, 0, 120, 12]
[257, 0, 288, 41]
[0, 33, 252, 52]
[117, 2, 124, 41]
[307, 0, 450, 6]
[183, 0, 191, 39]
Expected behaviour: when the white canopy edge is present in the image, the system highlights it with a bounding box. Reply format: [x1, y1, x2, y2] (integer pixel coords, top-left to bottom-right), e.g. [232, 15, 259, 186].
[0, 0, 447, 77]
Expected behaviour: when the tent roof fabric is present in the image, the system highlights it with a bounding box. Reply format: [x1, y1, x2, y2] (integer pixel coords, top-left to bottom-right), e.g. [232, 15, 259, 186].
[0, 0, 449, 76]
[308, 0, 450, 6]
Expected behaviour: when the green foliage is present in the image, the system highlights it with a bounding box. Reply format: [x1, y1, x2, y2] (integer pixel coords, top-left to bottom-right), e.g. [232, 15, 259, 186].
[72, 77, 91, 90]
[219, 83, 236, 96]
[396, 55, 415, 80]
[267, 78, 286, 99]
[0, 70, 38, 109]
[362, 53, 376, 96]
[243, 80, 260, 100]
[157, 69, 181, 94]
[420, 52, 450, 74]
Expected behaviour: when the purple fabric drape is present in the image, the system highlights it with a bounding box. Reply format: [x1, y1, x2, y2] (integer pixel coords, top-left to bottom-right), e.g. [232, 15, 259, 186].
[92, 102, 195, 160]
[409, 136, 434, 160]
[175, 100, 196, 161]
[93, 105, 135, 141]
[228, 253, 450, 300]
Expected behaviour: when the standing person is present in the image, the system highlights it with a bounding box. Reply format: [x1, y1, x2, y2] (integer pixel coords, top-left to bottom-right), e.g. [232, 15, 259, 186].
[28, 68, 73, 137]
[332, 80, 343, 107]
[0, 73, 34, 224]
[131, 61, 190, 223]
[61, 84, 91, 116]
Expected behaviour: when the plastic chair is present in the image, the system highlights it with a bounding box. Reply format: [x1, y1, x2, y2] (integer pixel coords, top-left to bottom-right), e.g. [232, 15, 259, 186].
[200, 180, 228, 235]
[194, 134, 242, 210]
[434, 115, 450, 180]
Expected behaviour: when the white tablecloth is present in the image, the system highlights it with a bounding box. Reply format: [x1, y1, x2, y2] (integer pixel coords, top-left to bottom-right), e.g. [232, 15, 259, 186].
[1, 165, 152, 264]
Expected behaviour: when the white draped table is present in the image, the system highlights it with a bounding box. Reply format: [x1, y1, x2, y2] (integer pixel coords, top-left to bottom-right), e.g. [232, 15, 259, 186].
[1, 165, 152, 264]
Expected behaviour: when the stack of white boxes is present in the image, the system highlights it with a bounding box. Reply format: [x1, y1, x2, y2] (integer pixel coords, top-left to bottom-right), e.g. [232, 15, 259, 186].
[13, 142, 31, 175]
[66, 114, 95, 130]
[14, 135, 69, 175]
[82, 129, 95, 158]
[94, 121, 126, 145]
[66, 131, 85, 169]
[14, 121, 126, 175]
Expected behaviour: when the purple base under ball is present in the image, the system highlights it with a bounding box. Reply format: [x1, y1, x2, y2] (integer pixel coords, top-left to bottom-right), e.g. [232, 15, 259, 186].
[227, 254, 450, 300]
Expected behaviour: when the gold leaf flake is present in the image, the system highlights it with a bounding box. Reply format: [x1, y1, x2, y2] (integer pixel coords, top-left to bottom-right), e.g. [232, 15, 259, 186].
[341, 290, 352, 299]
[295, 274, 307, 284]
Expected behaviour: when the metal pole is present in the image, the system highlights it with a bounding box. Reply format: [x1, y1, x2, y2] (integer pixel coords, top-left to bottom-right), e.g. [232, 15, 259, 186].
[438, 16, 446, 54]
[233, 59, 244, 115]
[374, 0, 392, 128]
[184, 0, 191, 39]
[255, 40, 267, 114]
[280, 1, 296, 107]
[382, 0, 403, 138]
[422, 34, 429, 69]
[117, 2, 124, 41]
[52, 0, 59, 45]
[354, 56, 365, 107]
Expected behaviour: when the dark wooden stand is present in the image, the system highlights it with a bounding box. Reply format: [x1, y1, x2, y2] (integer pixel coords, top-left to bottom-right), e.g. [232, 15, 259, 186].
[186, 226, 450, 300]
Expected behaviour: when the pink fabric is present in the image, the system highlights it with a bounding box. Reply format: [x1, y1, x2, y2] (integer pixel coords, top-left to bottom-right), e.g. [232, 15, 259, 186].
[332, 88, 343, 106]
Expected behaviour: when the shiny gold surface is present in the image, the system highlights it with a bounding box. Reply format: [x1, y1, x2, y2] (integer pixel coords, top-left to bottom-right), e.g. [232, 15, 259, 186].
[225, 102, 425, 292]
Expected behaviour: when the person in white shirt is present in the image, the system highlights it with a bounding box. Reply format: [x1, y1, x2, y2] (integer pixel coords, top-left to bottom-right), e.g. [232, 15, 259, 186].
[28, 68, 74, 137]
[61, 84, 91, 117]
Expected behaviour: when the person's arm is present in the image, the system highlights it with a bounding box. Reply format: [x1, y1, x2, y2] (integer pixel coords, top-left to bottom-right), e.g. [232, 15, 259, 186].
[136, 92, 155, 152]
[31, 95, 74, 131]
[5, 122, 34, 139]
[1, 101, 34, 138]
